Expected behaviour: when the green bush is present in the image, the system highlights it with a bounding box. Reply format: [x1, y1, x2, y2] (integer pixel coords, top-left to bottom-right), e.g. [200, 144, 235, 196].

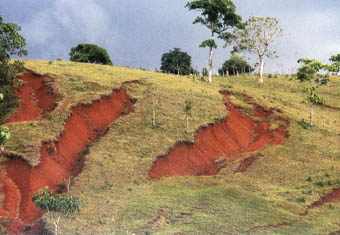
[296, 58, 324, 82]
[305, 87, 325, 105]
[298, 119, 313, 129]
[69, 44, 112, 65]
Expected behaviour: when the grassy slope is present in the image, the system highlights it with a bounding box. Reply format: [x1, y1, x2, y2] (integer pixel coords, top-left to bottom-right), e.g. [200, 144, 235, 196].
[3, 60, 340, 234]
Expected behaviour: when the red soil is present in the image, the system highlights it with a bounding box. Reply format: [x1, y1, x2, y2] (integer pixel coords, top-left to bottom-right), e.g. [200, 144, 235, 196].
[6, 71, 57, 123]
[309, 188, 340, 208]
[234, 154, 262, 173]
[0, 88, 134, 234]
[149, 91, 289, 179]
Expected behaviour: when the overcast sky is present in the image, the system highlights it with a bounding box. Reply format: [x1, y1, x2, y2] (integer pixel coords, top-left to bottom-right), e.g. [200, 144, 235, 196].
[1, 0, 340, 73]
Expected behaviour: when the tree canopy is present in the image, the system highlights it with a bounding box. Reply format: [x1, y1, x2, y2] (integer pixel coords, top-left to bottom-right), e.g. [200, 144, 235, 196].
[219, 53, 253, 76]
[186, 0, 242, 35]
[234, 17, 282, 83]
[33, 189, 80, 235]
[296, 58, 325, 82]
[186, 0, 242, 82]
[160, 48, 193, 75]
[69, 44, 112, 65]
[328, 53, 340, 73]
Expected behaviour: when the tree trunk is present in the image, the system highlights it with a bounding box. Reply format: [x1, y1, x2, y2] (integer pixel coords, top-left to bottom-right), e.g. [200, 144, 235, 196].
[259, 57, 264, 83]
[54, 215, 61, 235]
[309, 105, 314, 126]
[207, 46, 214, 83]
[186, 115, 189, 133]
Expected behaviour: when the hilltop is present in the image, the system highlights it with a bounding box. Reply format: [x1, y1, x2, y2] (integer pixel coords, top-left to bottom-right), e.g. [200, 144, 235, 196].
[0, 60, 339, 235]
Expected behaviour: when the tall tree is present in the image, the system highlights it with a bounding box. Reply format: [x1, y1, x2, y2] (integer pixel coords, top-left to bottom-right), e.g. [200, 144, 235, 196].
[234, 17, 282, 83]
[0, 16, 27, 121]
[160, 48, 193, 75]
[186, 0, 242, 83]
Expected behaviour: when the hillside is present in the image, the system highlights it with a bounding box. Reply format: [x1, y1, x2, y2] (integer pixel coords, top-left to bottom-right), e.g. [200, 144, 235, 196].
[0, 60, 339, 235]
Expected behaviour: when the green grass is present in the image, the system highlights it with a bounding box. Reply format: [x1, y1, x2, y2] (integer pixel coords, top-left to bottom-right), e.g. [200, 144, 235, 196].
[2, 60, 340, 234]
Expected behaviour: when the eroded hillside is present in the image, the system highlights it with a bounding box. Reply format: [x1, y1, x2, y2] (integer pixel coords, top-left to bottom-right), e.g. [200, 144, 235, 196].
[0, 60, 339, 235]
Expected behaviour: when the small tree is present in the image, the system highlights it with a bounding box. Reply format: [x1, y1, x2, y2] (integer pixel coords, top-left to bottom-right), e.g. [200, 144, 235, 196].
[186, 0, 242, 83]
[219, 52, 253, 76]
[69, 44, 112, 65]
[160, 48, 193, 75]
[328, 53, 340, 74]
[184, 99, 193, 133]
[33, 189, 80, 235]
[296, 58, 325, 82]
[305, 86, 325, 126]
[234, 17, 282, 83]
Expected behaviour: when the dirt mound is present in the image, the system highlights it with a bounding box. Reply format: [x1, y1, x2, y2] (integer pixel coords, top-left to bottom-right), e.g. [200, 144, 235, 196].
[0, 88, 134, 234]
[149, 91, 289, 179]
[6, 71, 58, 123]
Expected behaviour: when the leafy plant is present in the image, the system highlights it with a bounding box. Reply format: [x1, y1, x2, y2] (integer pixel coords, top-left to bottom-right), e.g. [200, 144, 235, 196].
[69, 43, 112, 65]
[304, 86, 324, 126]
[184, 99, 193, 132]
[33, 189, 80, 235]
[160, 48, 193, 75]
[296, 58, 325, 82]
[298, 119, 313, 130]
[305, 87, 325, 105]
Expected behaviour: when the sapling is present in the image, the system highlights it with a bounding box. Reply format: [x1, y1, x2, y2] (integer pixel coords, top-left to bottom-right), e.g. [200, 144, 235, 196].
[184, 99, 193, 133]
[33, 189, 80, 235]
[305, 86, 324, 126]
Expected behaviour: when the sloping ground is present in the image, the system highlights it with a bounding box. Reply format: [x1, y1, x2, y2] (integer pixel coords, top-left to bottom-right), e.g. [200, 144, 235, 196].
[0, 86, 135, 234]
[6, 71, 58, 123]
[0, 61, 338, 235]
[149, 91, 289, 178]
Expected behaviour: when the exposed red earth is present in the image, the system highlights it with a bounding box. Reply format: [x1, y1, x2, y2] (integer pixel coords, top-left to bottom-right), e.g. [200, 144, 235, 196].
[6, 71, 58, 123]
[309, 188, 340, 208]
[234, 154, 262, 173]
[0, 87, 135, 234]
[149, 91, 289, 179]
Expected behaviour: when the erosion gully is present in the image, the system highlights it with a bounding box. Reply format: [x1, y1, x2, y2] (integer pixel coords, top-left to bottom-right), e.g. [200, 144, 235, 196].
[0, 72, 135, 234]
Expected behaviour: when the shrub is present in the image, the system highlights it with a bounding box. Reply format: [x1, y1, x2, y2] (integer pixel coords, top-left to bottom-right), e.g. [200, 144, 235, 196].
[305, 87, 325, 105]
[298, 119, 313, 129]
[33, 189, 80, 235]
[69, 44, 112, 65]
[296, 58, 325, 82]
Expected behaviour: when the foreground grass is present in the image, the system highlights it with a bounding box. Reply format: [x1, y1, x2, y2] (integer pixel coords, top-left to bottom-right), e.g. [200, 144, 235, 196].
[2, 60, 340, 234]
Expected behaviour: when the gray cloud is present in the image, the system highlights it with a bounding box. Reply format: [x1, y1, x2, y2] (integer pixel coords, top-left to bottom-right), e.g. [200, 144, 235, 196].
[1, 0, 340, 73]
